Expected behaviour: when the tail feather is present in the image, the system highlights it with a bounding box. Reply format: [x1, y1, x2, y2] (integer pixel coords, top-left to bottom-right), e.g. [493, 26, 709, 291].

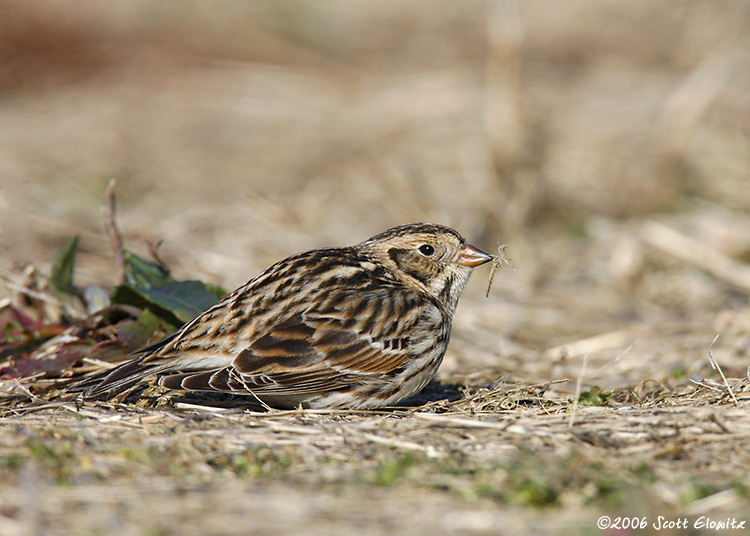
[68, 358, 166, 400]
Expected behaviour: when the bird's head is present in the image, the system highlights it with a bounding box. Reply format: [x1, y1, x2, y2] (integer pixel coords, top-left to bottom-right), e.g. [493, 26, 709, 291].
[360, 223, 493, 309]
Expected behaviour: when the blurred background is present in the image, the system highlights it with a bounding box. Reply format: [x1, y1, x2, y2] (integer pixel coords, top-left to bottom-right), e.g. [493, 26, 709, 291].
[1, 0, 749, 388]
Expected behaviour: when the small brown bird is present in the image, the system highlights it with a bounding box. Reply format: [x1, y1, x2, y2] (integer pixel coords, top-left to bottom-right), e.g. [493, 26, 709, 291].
[75, 223, 493, 409]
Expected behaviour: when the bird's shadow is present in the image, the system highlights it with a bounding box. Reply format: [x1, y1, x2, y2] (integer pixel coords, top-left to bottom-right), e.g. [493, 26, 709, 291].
[157, 380, 465, 413]
[398, 381, 464, 407]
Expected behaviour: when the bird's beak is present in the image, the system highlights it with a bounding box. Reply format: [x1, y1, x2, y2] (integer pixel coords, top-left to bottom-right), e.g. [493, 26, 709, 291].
[457, 244, 493, 267]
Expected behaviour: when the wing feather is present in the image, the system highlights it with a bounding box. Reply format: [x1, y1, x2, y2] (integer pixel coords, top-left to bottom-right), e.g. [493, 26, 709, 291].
[161, 289, 436, 399]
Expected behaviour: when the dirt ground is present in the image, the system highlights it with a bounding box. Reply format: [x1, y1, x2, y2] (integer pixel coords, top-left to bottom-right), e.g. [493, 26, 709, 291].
[2, 1, 750, 534]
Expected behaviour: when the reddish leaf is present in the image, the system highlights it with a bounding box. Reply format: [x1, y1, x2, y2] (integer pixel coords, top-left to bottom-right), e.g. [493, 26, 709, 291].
[11, 306, 40, 331]
[117, 309, 170, 349]
[0, 341, 28, 357]
[0, 344, 85, 379]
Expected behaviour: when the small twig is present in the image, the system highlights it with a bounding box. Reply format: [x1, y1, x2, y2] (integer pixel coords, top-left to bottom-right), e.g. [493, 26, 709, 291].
[1, 280, 64, 307]
[247, 390, 274, 412]
[81, 357, 120, 370]
[689, 378, 723, 392]
[568, 349, 591, 429]
[412, 412, 513, 431]
[351, 429, 443, 457]
[171, 402, 232, 413]
[146, 238, 171, 276]
[707, 334, 738, 406]
[103, 179, 125, 285]
[7, 378, 47, 404]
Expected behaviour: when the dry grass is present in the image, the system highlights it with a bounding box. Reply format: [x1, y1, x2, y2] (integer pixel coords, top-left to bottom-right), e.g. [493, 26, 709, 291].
[2, 0, 750, 534]
[1, 375, 749, 535]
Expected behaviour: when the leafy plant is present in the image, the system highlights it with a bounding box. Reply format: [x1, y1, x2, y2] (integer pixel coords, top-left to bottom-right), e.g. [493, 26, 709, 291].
[49, 236, 79, 294]
[111, 250, 224, 325]
[1, 219, 227, 381]
[578, 385, 611, 407]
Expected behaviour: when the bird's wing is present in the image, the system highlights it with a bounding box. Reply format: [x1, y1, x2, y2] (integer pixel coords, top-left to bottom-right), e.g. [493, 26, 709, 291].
[161, 288, 440, 397]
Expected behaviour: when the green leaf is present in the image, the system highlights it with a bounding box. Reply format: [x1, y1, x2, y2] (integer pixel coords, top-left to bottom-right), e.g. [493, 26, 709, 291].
[122, 249, 170, 287]
[203, 282, 228, 300]
[114, 250, 222, 326]
[49, 236, 79, 294]
[117, 308, 174, 349]
[112, 280, 219, 325]
[110, 284, 183, 327]
[137, 280, 220, 323]
[110, 284, 154, 316]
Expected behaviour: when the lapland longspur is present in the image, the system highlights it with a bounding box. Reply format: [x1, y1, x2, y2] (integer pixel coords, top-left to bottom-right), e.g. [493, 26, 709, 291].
[74, 223, 493, 409]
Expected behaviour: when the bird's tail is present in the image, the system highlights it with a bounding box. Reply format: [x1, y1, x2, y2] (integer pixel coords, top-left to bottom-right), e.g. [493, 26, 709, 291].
[67, 358, 166, 400]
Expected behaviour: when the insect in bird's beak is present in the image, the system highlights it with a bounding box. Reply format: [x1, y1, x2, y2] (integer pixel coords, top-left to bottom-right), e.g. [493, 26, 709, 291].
[456, 244, 494, 267]
[484, 244, 513, 297]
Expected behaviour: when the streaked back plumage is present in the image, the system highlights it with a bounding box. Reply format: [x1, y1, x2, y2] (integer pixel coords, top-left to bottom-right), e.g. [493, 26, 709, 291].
[72, 223, 492, 408]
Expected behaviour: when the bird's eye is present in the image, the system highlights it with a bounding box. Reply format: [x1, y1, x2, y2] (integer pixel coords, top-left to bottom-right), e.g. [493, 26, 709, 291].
[418, 244, 435, 257]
